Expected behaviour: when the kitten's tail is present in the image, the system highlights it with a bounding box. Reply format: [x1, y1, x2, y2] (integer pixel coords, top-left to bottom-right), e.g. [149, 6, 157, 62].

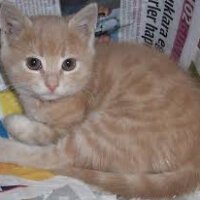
[52, 167, 200, 198]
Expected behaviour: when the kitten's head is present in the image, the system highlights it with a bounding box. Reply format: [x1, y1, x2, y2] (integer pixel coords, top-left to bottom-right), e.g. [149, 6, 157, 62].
[0, 1, 97, 100]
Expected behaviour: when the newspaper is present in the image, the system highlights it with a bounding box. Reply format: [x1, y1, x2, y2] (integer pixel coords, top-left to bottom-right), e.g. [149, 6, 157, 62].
[0, 175, 117, 200]
[10, 0, 61, 16]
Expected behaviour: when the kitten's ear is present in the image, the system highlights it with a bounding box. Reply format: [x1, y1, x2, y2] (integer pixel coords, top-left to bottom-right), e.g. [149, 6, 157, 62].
[0, 1, 32, 42]
[68, 3, 97, 47]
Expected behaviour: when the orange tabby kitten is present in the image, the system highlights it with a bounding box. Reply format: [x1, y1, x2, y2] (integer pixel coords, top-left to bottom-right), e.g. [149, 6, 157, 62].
[1, 1, 200, 199]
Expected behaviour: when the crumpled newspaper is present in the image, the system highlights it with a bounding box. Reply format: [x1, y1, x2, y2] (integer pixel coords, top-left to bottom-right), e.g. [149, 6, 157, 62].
[0, 175, 117, 200]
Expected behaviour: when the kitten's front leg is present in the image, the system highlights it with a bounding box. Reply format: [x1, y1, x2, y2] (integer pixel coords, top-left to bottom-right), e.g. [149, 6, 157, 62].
[0, 138, 71, 169]
[4, 114, 59, 145]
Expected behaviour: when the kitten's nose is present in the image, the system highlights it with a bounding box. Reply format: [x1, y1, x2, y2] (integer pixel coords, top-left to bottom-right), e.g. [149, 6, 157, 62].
[45, 75, 59, 93]
[46, 83, 58, 93]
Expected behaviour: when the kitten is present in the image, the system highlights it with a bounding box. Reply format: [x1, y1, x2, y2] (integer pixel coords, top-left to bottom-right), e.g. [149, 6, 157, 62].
[0, 1, 200, 199]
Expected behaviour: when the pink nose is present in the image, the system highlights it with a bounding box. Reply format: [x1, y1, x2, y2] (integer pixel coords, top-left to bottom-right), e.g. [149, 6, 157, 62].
[46, 83, 58, 93]
[45, 75, 59, 93]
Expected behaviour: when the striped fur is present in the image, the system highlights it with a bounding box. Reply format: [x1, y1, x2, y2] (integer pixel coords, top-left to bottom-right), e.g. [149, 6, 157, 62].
[1, 2, 200, 199]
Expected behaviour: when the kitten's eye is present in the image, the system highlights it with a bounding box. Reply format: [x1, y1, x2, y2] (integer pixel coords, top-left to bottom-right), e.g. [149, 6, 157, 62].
[26, 57, 42, 71]
[62, 58, 76, 71]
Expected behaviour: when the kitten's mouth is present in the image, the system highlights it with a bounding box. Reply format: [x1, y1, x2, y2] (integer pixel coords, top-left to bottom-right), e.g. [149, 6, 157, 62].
[39, 93, 62, 101]
[18, 87, 64, 101]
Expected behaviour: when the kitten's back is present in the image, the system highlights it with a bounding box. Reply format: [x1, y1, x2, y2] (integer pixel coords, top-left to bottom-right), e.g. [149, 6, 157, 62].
[64, 43, 200, 198]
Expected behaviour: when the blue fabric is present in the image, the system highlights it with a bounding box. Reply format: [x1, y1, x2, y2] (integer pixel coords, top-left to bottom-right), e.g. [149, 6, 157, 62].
[0, 121, 9, 138]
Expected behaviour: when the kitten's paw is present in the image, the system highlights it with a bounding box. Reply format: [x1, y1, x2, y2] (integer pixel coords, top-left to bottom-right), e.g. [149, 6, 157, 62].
[3, 115, 57, 145]
[4, 114, 27, 135]
[4, 114, 33, 142]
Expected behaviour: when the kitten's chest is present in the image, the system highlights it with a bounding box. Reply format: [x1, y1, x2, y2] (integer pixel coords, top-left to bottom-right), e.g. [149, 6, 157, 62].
[22, 97, 48, 123]
[21, 95, 87, 129]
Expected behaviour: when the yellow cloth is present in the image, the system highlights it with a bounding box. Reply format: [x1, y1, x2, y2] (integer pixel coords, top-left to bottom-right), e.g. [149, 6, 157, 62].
[0, 163, 54, 181]
[0, 90, 22, 115]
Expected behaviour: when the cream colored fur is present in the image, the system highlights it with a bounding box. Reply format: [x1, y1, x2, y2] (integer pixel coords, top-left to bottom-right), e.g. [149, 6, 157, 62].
[1, 1, 200, 199]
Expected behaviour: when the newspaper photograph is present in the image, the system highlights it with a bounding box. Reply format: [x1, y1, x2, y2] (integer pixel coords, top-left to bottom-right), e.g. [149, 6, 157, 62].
[59, 0, 121, 42]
